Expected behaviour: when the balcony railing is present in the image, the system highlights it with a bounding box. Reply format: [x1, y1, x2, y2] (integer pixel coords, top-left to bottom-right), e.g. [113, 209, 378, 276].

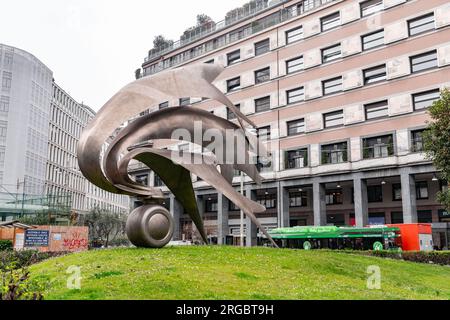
[286, 156, 308, 170]
[411, 138, 424, 153]
[321, 150, 348, 165]
[363, 144, 395, 159]
[142, 0, 337, 76]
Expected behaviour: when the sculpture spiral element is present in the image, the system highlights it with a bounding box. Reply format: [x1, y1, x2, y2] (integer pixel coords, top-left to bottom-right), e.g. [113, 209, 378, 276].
[77, 64, 278, 248]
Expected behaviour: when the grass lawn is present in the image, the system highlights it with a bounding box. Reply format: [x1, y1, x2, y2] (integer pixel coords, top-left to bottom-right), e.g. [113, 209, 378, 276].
[30, 246, 450, 300]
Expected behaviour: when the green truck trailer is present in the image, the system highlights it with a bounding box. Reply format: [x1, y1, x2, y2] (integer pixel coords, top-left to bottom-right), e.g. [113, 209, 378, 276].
[269, 226, 402, 251]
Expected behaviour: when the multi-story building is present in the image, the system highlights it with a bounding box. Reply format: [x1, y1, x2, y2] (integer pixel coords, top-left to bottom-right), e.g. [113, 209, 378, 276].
[0, 43, 129, 221]
[46, 82, 130, 217]
[134, 0, 450, 249]
[0, 44, 52, 196]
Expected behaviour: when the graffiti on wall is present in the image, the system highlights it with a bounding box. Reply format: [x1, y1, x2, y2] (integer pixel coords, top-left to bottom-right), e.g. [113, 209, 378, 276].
[63, 232, 88, 251]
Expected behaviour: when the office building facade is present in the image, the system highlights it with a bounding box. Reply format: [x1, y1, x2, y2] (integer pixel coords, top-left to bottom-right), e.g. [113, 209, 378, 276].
[0, 43, 129, 221]
[47, 83, 130, 217]
[134, 0, 450, 248]
[0, 44, 52, 197]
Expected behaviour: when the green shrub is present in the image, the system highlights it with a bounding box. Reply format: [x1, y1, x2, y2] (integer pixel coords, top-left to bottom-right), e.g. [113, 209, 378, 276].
[0, 250, 68, 271]
[0, 267, 45, 300]
[0, 240, 13, 251]
[359, 250, 450, 266]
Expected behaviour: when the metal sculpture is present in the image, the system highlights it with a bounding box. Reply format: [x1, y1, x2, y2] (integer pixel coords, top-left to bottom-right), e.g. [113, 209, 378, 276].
[77, 64, 277, 248]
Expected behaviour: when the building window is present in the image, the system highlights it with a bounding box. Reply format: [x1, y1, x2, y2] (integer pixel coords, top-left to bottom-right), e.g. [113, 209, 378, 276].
[227, 50, 240, 65]
[1, 72, 12, 90]
[204, 59, 215, 64]
[362, 29, 384, 51]
[363, 135, 394, 159]
[324, 110, 344, 128]
[229, 201, 240, 212]
[286, 87, 305, 104]
[227, 77, 241, 92]
[205, 197, 218, 212]
[289, 191, 308, 207]
[135, 174, 148, 186]
[286, 148, 308, 169]
[255, 39, 270, 56]
[257, 155, 272, 173]
[391, 212, 404, 224]
[227, 104, 240, 120]
[418, 210, 432, 223]
[365, 100, 389, 120]
[438, 209, 450, 223]
[286, 26, 303, 44]
[179, 98, 190, 106]
[0, 96, 9, 112]
[255, 67, 270, 84]
[257, 126, 271, 141]
[440, 180, 448, 193]
[0, 121, 7, 139]
[321, 12, 340, 32]
[369, 213, 386, 225]
[154, 175, 164, 187]
[322, 44, 341, 63]
[411, 129, 426, 152]
[363, 64, 387, 84]
[392, 184, 402, 201]
[287, 119, 305, 136]
[410, 50, 438, 73]
[326, 190, 343, 205]
[321, 142, 348, 164]
[159, 101, 169, 109]
[323, 77, 343, 95]
[286, 56, 304, 74]
[255, 96, 270, 113]
[368, 185, 383, 203]
[416, 182, 429, 200]
[408, 13, 435, 36]
[360, 0, 383, 17]
[256, 193, 277, 209]
[413, 89, 440, 110]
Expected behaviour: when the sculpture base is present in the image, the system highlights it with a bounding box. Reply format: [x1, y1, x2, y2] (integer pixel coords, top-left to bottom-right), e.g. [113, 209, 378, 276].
[126, 205, 174, 248]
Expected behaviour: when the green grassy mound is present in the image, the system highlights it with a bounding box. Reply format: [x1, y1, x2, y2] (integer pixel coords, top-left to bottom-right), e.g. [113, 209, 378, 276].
[30, 246, 450, 300]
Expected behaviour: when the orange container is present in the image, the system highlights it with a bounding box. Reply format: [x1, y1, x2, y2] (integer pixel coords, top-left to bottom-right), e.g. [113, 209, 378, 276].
[388, 224, 433, 251]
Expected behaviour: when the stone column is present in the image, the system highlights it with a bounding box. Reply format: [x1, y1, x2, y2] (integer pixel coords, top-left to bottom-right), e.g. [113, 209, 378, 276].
[169, 195, 182, 241]
[196, 195, 206, 242]
[217, 193, 229, 245]
[401, 169, 418, 223]
[245, 187, 258, 247]
[354, 175, 369, 227]
[277, 182, 290, 228]
[313, 181, 327, 226]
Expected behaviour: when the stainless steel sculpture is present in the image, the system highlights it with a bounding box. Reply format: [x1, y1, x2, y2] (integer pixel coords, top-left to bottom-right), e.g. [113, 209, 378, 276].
[77, 64, 277, 248]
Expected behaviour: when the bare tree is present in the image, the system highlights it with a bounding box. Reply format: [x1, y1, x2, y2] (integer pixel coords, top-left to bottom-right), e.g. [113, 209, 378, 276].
[81, 207, 126, 248]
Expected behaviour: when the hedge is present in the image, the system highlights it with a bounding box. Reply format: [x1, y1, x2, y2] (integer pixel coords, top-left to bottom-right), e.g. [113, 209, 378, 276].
[0, 250, 68, 271]
[343, 250, 450, 266]
[0, 240, 13, 251]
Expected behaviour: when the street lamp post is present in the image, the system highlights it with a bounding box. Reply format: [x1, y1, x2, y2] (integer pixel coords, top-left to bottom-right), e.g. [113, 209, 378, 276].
[240, 171, 245, 248]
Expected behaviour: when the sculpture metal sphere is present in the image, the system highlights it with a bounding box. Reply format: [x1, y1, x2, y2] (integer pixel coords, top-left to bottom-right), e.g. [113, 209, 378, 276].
[77, 64, 278, 249]
[126, 205, 174, 248]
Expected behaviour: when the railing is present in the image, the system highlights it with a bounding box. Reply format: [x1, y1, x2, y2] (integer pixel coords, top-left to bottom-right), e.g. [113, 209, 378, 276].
[410, 138, 424, 153]
[286, 155, 308, 170]
[142, 0, 337, 76]
[321, 150, 348, 165]
[362, 144, 395, 160]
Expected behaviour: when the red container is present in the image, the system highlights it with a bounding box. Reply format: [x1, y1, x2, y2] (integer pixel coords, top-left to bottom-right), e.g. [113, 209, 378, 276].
[387, 224, 433, 251]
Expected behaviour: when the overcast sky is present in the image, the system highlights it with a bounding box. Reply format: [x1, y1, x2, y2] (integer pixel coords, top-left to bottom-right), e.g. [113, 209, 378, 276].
[0, 0, 247, 111]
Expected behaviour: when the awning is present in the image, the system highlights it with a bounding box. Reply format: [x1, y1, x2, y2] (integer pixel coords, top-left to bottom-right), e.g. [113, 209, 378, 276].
[0, 220, 35, 230]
